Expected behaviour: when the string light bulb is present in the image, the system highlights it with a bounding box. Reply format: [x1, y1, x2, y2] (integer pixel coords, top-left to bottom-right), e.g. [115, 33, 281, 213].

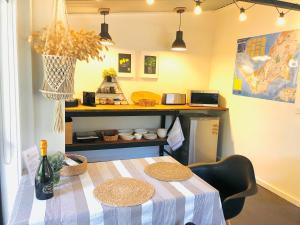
[276, 12, 286, 26]
[146, 0, 154, 5]
[239, 8, 247, 21]
[194, 1, 202, 15]
[233, 1, 255, 22]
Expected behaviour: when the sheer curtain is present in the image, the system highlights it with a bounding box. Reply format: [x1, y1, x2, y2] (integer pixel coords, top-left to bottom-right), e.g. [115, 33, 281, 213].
[0, 0, 22, 223]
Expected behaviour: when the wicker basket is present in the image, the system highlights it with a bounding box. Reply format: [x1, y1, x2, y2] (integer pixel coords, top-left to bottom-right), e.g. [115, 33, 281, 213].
[60, 154, 87, 177]
[98, 130, 119, 142]
[136, 99, 156, 107]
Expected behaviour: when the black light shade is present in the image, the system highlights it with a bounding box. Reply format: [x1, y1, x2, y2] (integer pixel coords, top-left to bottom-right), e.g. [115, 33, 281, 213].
[99, 23, 114, 46]
[171, 31, 187, 51]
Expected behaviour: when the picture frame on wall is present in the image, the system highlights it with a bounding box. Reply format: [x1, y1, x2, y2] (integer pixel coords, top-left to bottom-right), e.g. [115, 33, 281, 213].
[140, 52, 159, 79]
[117, 51, 136, 78]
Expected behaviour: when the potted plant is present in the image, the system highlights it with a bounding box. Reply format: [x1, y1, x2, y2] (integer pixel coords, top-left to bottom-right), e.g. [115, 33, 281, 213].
[144, 56, 156, 74]
[102, 68, 117, 82]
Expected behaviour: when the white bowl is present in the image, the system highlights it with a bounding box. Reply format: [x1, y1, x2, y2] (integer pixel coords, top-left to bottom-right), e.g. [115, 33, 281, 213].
[118, 129, 133, 134]
[134, 133, 143, 140]
[157, 128, 168, 138]
[143, 133, 157, 140]
[147, 129, 157, 134]
[119, 134, 135, 141]
[134, 128, 148, 134]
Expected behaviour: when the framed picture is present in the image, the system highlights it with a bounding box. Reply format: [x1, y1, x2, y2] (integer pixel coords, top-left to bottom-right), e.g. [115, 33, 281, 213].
[117, 51, 136, 78]
[140, 52, 159, 78]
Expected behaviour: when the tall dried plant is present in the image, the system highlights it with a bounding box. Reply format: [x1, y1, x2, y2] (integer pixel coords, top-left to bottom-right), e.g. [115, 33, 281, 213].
[29, 21, 107, 62]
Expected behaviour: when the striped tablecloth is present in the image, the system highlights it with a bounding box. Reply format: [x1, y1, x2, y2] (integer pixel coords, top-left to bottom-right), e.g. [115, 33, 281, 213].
[9, 156, 225, 225]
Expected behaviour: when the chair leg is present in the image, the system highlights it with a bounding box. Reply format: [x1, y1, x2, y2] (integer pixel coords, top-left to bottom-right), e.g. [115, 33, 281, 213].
[226, 220, 231, 225]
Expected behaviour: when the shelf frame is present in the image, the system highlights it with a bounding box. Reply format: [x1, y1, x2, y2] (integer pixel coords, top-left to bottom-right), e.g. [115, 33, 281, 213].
[65, 104, 228, 156]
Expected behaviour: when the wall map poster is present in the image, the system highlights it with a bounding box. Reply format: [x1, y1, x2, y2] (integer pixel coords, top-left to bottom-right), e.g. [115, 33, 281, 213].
[233, 30, 300, 103]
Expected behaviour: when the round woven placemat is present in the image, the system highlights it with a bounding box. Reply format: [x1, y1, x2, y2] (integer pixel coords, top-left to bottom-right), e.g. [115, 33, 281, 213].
[93, 178, 155, 207]
[144, 162, 193, 181]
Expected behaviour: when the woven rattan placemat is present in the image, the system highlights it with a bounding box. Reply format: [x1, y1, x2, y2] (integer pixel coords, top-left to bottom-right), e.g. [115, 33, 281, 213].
[93, 178, 155, 207]
[144, 162, 193, 181]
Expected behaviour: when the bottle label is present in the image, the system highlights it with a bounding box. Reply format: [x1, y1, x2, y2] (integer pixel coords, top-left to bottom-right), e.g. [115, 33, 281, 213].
[42, 183, 53, 194]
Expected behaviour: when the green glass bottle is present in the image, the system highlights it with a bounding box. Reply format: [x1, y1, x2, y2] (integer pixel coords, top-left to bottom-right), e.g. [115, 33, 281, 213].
[35, 140, 54, 200]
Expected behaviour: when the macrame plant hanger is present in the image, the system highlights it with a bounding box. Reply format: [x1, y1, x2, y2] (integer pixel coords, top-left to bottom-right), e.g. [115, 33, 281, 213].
[40, 0, 76, 133]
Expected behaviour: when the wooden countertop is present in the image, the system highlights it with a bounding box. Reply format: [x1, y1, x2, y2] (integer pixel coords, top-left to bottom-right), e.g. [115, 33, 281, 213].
[66, 104, 228, 112]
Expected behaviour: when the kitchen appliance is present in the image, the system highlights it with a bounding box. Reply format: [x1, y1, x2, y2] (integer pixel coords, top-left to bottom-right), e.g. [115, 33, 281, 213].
[162, 93, 186, 105]
[188, 116, 219, 164]
[172, 114, 219, 165]
[65, 99, 79, 108]
[83, 92, 96, 106]
[189, 90, 219, 107]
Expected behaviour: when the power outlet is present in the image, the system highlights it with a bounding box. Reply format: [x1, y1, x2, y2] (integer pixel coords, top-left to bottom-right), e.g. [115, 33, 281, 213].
[296, 108, 300, 114]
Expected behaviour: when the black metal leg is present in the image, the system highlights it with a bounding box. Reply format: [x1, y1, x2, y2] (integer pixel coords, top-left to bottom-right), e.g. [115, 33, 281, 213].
[159, 115, 166, 156]
[159, 145, 164, 156]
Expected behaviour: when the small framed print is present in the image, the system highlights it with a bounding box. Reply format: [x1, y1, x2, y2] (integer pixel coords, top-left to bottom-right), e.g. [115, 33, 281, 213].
[117, 51, 136, 78]
[140, 52, 159, 79]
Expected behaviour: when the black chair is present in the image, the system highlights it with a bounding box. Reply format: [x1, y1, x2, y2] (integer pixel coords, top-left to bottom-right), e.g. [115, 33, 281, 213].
[189, 155, 257, 222]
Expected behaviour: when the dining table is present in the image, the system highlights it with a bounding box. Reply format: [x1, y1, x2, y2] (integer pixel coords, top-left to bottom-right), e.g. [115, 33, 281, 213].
[8, 156, 226, 225]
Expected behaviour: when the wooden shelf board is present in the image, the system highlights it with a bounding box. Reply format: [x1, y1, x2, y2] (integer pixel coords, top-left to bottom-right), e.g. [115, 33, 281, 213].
[66, 138, 167, 151]
[66, 104, 228, 112]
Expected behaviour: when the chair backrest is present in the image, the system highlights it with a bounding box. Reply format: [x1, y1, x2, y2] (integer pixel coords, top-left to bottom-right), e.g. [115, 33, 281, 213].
[211, 155, 257, 197]
[190, 154, 257, 220]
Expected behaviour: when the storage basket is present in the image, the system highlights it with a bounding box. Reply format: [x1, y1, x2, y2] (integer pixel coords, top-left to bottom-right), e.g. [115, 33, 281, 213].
[98, 130, 119, 142]
[60, 154, 87, 177]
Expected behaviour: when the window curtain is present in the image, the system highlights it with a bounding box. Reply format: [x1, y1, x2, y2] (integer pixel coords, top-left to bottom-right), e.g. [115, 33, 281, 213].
[0, 0, 22, 223]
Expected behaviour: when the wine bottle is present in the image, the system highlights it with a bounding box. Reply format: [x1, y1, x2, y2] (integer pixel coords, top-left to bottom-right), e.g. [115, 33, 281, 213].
[35, 140, 54, 200]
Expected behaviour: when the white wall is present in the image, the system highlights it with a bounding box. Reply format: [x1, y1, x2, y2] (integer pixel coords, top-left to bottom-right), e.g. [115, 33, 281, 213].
[70, 12, 216, 99]
[209, 4, 300, 206]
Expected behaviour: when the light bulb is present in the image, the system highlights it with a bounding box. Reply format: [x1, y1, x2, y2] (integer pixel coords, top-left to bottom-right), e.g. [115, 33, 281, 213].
[100, 40, 114, 46]
[146, 0, 154, 5]
[276, 12, 286, 26]
[171, 47, 187, 52]
[239, 8, 247, 22]
[194, 3, 202, 15]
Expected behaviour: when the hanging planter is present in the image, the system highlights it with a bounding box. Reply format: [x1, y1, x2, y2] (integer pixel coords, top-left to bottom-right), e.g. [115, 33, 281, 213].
[29, 0, 105, 133]
[40, 55, 76, 101]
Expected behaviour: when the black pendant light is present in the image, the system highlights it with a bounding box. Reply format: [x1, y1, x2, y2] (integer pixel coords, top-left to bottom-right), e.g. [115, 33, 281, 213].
[99, 8, 114, 46]
[171, 7, 187, 51]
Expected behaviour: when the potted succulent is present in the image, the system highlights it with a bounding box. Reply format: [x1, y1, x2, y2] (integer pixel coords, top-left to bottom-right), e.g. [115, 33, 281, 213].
[102, 68, 117, 82]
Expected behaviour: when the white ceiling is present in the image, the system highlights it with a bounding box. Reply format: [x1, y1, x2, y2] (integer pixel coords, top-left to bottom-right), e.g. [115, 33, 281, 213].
[66, 0, 234, 14]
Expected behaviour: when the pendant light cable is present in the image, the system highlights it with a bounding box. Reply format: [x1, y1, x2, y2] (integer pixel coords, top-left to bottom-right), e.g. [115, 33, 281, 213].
[275, 7, 291, 15]
[179, 11, 182, 31]
[233, 0, 255, 10]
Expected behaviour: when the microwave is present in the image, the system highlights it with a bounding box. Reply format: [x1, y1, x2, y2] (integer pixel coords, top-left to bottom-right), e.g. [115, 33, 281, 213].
[189, 90, 219, 107]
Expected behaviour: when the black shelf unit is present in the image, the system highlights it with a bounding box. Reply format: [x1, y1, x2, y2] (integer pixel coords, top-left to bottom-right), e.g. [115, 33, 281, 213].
[65, 109, 179, 156]
[65, 105, 227, 156]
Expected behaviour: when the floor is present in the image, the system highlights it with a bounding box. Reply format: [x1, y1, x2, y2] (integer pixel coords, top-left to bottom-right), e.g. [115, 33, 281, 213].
[232, 186, 300, 225]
